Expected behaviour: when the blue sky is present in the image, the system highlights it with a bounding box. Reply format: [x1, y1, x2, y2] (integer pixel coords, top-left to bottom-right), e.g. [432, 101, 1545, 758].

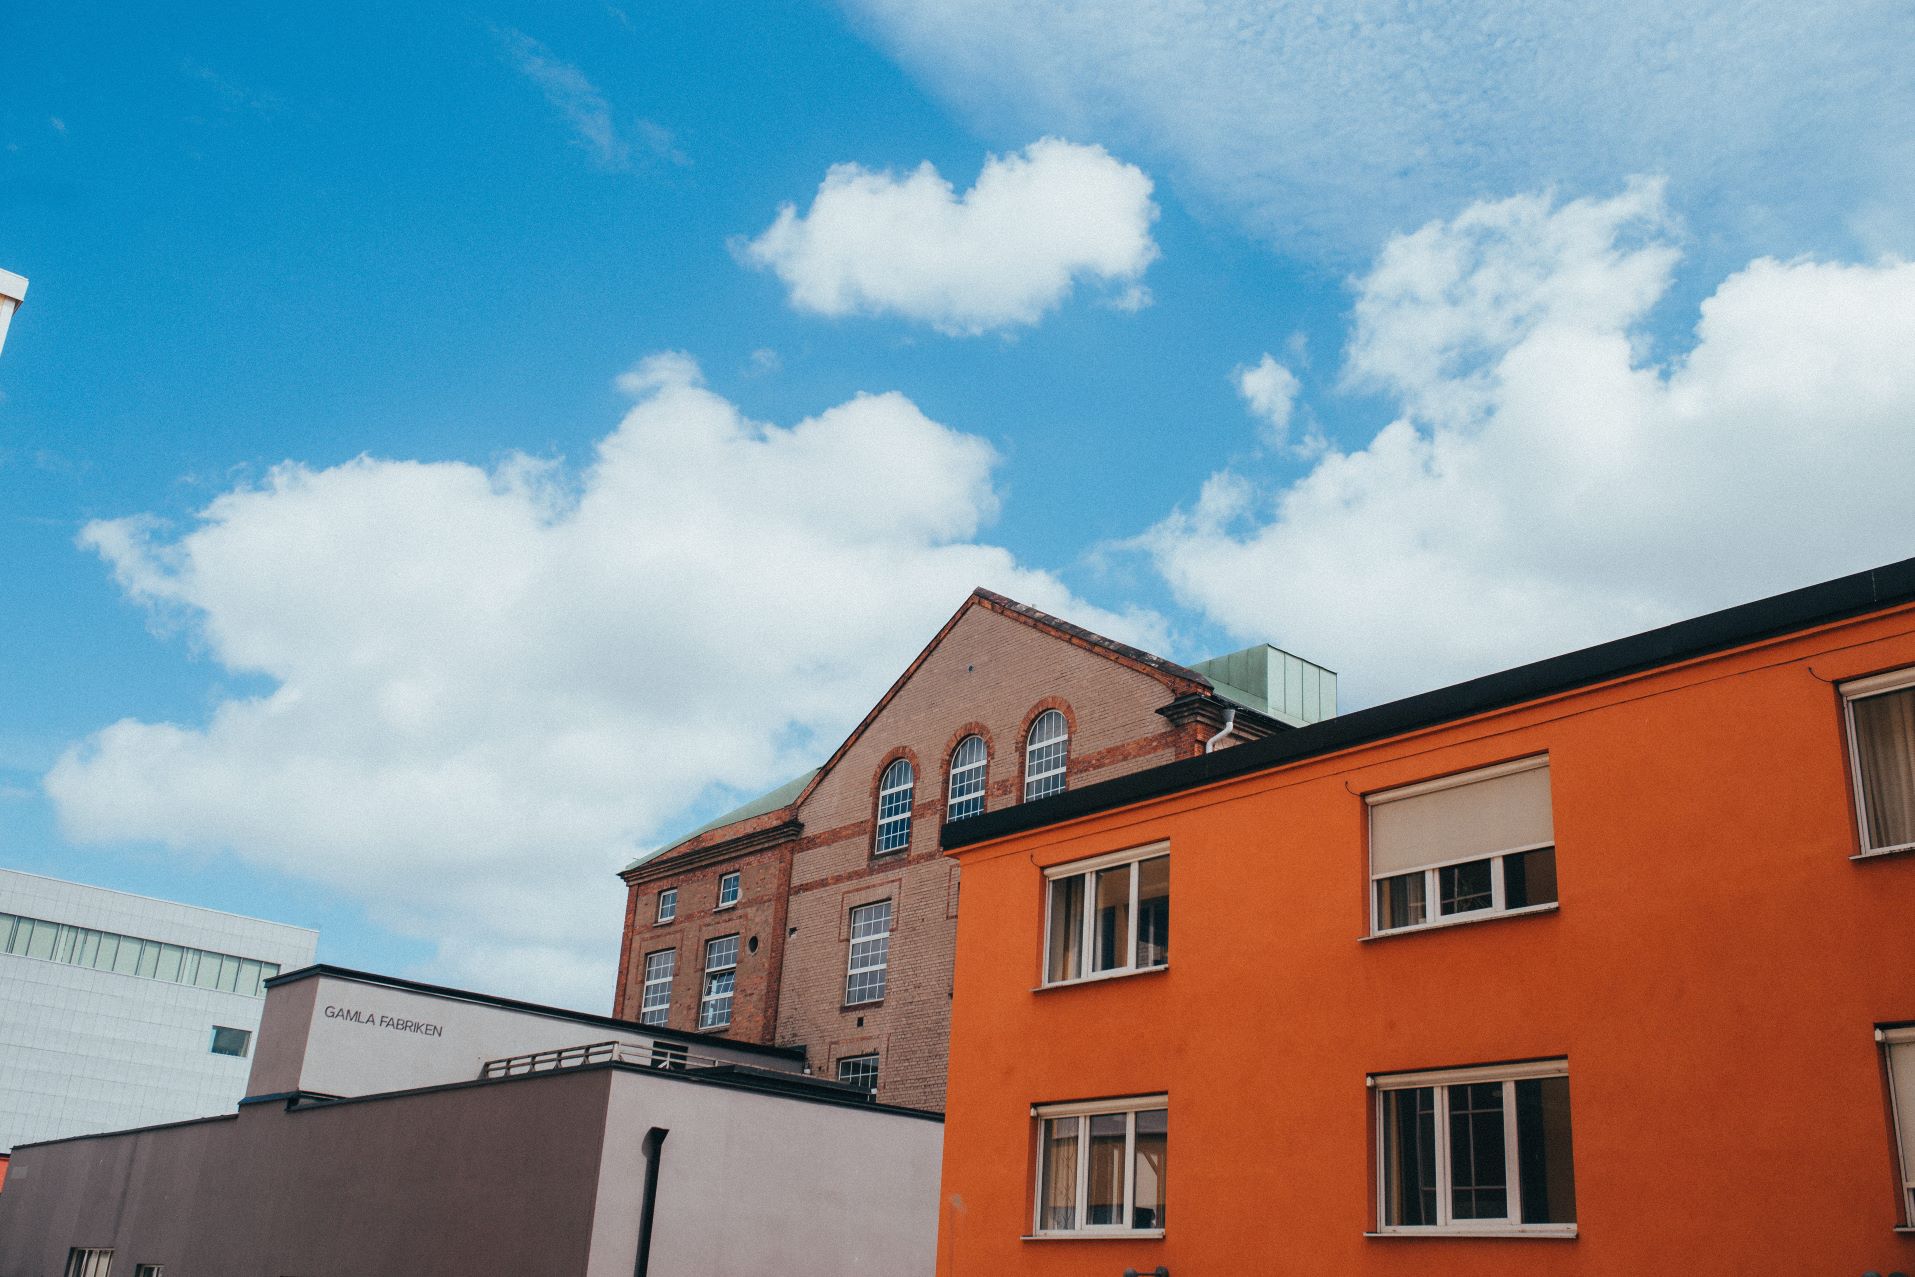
[4, 0, 1912, 1005]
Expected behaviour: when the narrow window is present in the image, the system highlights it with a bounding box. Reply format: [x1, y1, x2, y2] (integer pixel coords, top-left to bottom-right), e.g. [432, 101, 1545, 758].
[1884, 1026, 1915, 1226]
[845, 900, 893, 1005]
[1024, 710, 1070, 801]
[639, 949, 675, 1026]
[1374, 1060, 1576, 1234]
[133, 1267, 163, 1277]
[947, 734, 989, 822]
[699, 935, 738, 1030]
[836, 1053, 879, 1094]
[1368, 757, 1557, 935]
[716, 872, 741, 909]
[1043, 846, 1169, 985]
[875, 758, 914, 853]
[64, 1251, 114, 1277]
[209, 1026, 252, 1057]
[1032, 1098, 1169, 1236]
[1844, 669, 1915, 857]
[656, 888, 678, 924]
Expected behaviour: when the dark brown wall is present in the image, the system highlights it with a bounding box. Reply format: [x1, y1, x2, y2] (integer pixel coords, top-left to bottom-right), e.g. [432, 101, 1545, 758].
[0, 1070, 613, 1277]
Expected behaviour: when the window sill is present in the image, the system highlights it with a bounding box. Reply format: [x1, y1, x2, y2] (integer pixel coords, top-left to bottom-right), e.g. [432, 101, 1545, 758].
[713, 903, 737, 913]
[1361, 902, 1558, 942]
[1852, 844, 1915, 861]
[1021, 1230, 1164, 1242]
[1365, 1226, 1576, 1240]
[1894, 1225, 1915, 1234]
[841, 998, 884, 1012]
[654, 919, 676, 927]
[1034, 964, 1170, 994]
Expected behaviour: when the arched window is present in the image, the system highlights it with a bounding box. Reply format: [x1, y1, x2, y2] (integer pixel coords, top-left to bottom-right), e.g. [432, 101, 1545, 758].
[875, 758, 914, 853]
[1025, 710, 1070, 801]
[947, 735, 988, 822]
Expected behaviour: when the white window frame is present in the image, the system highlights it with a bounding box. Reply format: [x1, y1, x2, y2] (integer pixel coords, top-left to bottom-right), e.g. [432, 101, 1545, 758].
[947, 734, 989, 822]
[844, 899, 893, 1006]
[655, 888, 677, 924]
[1024, 710, 1070, 801]
[836, 1052, 879, 1094]
[1369, 1058, 1575, 1239]
[1040, 843, 1170, 988]
[715, 871, 741, 910]
[64, 1251, 114, 1277]
[875, 758, 914, 854]
[1029, 1094, 1168, 1239]
[1366, 756, 1557, 937]
[1881, 1025, 1915, 1228]
[639, 948, 675, 1026]
[1842, 667, 1915, 859]
[699, 934, 738, 1030]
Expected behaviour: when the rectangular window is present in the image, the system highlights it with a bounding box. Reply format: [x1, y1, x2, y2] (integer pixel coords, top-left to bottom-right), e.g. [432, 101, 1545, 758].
[1844, 669, 1915, 857]
[1368, 757, 1556, 935]
[1043, 845, 1170, 985]
[639, 949, 675, 1027]
[649, 1041, 688, 1072]
[1032, 1097, 1168, 1236]
[837, 1053, 879, 1094]
[845, 900, 893, 1005]
[1373, 1059, 1576, 1236]
[716, 872, 741, 909]
[699, 935, 738, 1030]
[656, 888, 677, 923]
[210, 1026, 252, 1058]
[134, 1267, 163, 1277]
[1883, 1026, 1915, 1226]
[64, 1250, 113, 1277]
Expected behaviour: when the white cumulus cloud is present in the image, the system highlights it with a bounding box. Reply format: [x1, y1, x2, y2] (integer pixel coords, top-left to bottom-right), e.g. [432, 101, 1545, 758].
[1235, 354, 1301, 444]
[741, 138, 1159, 335]
[47, 354, 1163, 1008]
[847, 0, 1915, 259]
[1144, 180, 1915, 704]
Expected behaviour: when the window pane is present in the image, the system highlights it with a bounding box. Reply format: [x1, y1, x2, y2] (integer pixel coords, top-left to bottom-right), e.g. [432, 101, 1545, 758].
[846, 900, 892, 1005]
[25, 919, 57, 960]
[54, 925, 78, 964]
[1047, 875, 1085, 982]
[155, 944, 184, 983]
[210, 1025, 251, 1057]
[77, 930, 102, 968]
[1092, 865, 1132, 973]
[1853, 686, 1915, 849]
[640, 949, 675, 1026]
[718, 872, 740, 907]
[948, 735, 988, 822]
[1515, 1076, 1577, 1223]
[1382, 1087, 1437, 1226]
[1504, 847, 1558, 909]
[876, 759, 914, 852]
[1448, 1082, 1509, 1220]
[657, 889, 676, 922]
[137, 942, 162, 979]
[1040, 1117, 1080, 1231]
[218, 953, 242, 991]
[1132, 1108, 1167, 1229]
[112, 935, 143, 975]
[237, 958, 264, 996]
[1136, 856, 1169, 968]
[1376, 871, 1426, 930]
[1025, 710, 1069, 801]
[1438, 859, 1495, 916]
[836, 1054, 879, 1094]
[1085, 1112, 1126, 1225]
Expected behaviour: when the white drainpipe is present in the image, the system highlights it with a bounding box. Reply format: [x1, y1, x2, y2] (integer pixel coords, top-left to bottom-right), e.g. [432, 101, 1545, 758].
[1203, 705, 1238, 754]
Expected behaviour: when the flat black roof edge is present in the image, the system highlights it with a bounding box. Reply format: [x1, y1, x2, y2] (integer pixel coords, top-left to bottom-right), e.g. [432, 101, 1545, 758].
[264, 963, 807, 1061]
[9, 1109, 240, 1153]
[945, 555, 1915, 851]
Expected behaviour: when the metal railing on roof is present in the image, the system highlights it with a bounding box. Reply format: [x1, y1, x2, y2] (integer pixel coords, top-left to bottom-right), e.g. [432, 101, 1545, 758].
[478, 1038, 731, 1080]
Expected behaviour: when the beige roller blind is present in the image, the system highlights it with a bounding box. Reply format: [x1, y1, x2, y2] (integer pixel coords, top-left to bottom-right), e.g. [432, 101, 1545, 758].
[1891, 1041, 1915, 1185]
[1370, 760, 1553, 877]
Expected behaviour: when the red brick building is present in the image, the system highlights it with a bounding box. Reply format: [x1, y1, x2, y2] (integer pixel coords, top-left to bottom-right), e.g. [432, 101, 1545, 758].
[611, 589, 1335, 1109]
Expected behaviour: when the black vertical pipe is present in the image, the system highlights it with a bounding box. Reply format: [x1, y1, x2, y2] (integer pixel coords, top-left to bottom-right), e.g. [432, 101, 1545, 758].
[634, 1126, 669, 1277]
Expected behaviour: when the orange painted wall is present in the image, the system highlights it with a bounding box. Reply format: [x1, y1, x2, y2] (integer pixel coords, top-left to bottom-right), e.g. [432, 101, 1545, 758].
[937, 605, 1915, 1274]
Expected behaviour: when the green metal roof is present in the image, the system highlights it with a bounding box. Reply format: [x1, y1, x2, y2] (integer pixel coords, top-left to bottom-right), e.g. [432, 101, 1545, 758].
[621, 768, 819, 873]
[1191, 644, 1338, 728]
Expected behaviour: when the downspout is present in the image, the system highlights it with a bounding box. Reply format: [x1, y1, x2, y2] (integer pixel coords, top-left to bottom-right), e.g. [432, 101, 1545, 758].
[1203, 705, 1237, 754]
[633, 1126, 669, 1277]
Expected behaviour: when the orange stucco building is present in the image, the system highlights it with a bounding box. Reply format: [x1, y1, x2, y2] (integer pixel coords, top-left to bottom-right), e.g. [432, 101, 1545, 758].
[936, 558, 1915, 1274]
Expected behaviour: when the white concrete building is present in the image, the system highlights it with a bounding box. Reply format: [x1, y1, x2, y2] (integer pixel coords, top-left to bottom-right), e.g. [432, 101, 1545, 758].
[0, 869, 317, 1152]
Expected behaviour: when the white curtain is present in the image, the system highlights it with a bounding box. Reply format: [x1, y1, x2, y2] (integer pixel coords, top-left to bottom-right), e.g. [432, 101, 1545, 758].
[1854, 689, 1915, 850]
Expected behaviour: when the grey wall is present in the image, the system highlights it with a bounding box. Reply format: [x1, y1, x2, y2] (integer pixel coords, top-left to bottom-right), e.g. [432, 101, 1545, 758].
[589, 1070, 944, 1277]
[249, 971, 799, 1098]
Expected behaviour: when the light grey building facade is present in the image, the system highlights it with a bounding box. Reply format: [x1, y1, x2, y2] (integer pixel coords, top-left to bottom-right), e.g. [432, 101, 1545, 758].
[0, 869, 317, 1153]
[0, 965, 944, 1276]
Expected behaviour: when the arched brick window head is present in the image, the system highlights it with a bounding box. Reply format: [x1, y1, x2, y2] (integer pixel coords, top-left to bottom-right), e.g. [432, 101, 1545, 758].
[1025, 710, 1070, 801]
[947, 734, 988, 822]
[875, 758, 914, 853]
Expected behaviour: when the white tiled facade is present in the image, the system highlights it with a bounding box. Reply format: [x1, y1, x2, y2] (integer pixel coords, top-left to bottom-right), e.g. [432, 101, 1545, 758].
[0, 869, 317, 1152]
